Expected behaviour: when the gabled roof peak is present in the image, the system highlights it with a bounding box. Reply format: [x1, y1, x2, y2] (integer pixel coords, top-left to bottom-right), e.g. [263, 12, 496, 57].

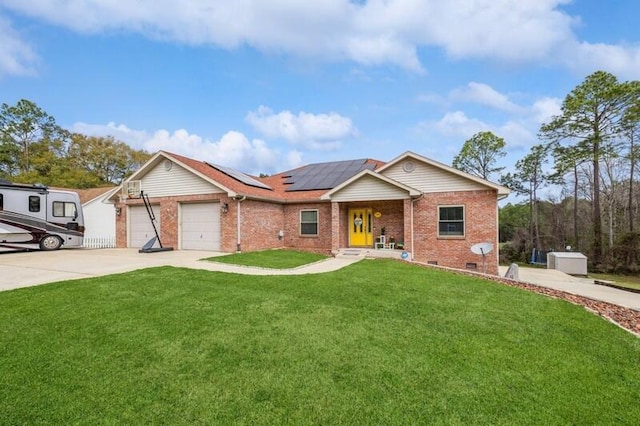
[380, 151, 510, 197]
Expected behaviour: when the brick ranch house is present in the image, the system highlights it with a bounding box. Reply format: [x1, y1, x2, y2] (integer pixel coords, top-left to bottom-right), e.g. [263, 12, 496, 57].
[110, 150, 509, 275]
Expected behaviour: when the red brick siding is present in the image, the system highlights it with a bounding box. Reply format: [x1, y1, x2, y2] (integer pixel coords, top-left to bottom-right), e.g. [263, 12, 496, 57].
[403, 199, 413, 252]
[220, 199, 237, 253]
[115, 201, 127, 248]
[412, 190, 499, 275]
[331, 202, 340, 252]
[116, 195, 334, 254]
[283, 202, 332, 254]
[337, 203, 349, 248]
[370, 200, 404, 245]
[115, 188, 500, 275]
[236, 200, 284, 252]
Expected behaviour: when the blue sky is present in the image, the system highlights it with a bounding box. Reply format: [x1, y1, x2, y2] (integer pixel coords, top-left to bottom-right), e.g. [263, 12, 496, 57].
[1, 0, 639, 179]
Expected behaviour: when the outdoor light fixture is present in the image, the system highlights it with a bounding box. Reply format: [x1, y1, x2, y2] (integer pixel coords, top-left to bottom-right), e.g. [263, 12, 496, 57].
[115, 206, 122, 216]
[221, 202, 229, 214]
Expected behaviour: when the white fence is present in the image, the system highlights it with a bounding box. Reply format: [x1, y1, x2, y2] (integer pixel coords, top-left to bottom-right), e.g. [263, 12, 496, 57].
[82, 237, 116, 249]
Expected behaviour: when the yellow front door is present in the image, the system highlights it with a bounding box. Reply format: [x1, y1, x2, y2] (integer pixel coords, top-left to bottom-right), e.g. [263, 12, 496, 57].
[349, 208, 373, 247]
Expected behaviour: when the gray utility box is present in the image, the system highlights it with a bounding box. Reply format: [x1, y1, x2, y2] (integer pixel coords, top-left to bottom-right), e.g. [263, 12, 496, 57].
[547, 252, 588, 276]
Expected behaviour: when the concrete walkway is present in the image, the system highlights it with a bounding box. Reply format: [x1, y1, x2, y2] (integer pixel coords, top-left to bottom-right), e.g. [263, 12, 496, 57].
[0, 248, 365, 292]
[499, 265, 640, 311]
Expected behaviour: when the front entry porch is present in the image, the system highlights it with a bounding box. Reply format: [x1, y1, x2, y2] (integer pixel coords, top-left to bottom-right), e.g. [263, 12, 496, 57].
[332, 199, 413, 253]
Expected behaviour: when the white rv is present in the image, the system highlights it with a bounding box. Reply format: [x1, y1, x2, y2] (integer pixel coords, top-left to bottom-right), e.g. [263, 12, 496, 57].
[0, 181, 85, 251]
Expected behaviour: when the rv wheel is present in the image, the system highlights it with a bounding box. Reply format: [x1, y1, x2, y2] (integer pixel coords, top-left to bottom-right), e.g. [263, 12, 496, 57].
[40, 235, 63, 251]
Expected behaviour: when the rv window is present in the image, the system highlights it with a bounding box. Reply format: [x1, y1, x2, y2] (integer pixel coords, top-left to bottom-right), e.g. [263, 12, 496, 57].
[53, 201, 77, 217]
[29, 196, 40, 212]
[0, 194, 3, 210]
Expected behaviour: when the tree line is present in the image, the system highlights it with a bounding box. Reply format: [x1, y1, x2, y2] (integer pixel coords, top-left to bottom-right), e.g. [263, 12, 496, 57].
[0, 99, 151, 188]
[453, 71, 640, 273]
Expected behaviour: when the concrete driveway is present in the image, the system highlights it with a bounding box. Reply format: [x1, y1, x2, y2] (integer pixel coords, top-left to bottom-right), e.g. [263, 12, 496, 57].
[499, 265, 640, 311]
[0, 248, 363, 292]
[0, 248, 220, 291]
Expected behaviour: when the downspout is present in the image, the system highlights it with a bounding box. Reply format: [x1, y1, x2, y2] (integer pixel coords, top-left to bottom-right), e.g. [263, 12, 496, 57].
[496, 198, 500, 274]
[236, 196, 246, 252]
[410, 194, 424, 261]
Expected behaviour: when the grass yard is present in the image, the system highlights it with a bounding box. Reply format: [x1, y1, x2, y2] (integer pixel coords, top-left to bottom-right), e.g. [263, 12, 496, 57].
[1, 260, 639, 424]
[206, 249, 328, 269]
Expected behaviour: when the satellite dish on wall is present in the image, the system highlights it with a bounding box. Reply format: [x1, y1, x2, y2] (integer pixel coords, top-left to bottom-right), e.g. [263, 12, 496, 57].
[471, 242, 494, 255]
[471, 242, 494, 274]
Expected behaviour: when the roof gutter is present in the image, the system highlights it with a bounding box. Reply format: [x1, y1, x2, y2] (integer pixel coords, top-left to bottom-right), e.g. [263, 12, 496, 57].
[232, 192, 331, 204]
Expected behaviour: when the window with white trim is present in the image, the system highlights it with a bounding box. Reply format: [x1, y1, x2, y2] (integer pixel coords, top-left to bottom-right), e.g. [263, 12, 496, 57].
[438, 205, 464, 237]
[300, 209, 318, 236]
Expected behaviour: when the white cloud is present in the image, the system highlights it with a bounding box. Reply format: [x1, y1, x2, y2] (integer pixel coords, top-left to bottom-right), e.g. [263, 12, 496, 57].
[73, 122, 149, 149]
[345, 34, 423, 72]
[3, 0, 640, 76]
[531, 97, 562, 124]
[413, 0, 576, 62]
[0, 16, 38, 77]
[424, 83, 562, 142]
[246, 106, 356, 150]
[286, 150, 304, 168]
[146, 129, 281, 173]
[562, 41, 640, 80]
[71, 122, 300, 174]
[498, 121, 537, 148]
[450, 82, 522, 113]
[420, 111, 535, 150]
[428, 111, 489, 138]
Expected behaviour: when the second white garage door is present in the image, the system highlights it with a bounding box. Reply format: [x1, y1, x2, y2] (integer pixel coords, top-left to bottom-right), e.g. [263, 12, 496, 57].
[180, 202, 221, 250]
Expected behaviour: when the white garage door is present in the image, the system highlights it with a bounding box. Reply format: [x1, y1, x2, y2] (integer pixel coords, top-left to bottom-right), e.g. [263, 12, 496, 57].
[129, 205, 161, 248]
[180, 202, 221, 250]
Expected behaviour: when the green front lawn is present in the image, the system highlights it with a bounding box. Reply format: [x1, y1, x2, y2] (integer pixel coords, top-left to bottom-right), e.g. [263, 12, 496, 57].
[1, 260, 639, 424]
[206, 249, 328, 269]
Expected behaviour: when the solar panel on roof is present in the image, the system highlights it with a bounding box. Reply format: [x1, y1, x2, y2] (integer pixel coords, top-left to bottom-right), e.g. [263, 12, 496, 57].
[283, 158, 373, 191]
[316, 176, 336, 188]
[206, 162, 272, 190]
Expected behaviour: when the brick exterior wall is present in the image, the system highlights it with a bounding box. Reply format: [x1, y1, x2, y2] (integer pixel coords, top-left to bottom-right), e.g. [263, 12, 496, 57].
[235, 199, 285, 252]
[116, 195, 331, 254]
[283, 202, 333, 255]
[115, 188, 500, 274]
[411, 190, 499, 275]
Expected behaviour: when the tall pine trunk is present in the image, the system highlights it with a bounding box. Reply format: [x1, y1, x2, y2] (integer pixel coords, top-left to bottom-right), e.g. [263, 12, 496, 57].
[592, 138, 603, 267]
[573, 164, 579, 250]
[629, 137, 636, 232]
